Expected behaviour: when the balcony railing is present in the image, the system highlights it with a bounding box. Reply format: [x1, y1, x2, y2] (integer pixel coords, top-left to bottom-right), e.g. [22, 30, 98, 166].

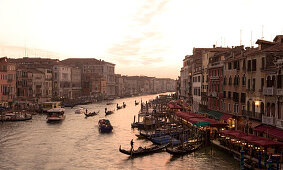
[262, 115, 275, 126]
[242, 110, 262, 121]
[277, 89, 283, 96]
[263, 87, 275, 95]
[275, 118, 283, 129]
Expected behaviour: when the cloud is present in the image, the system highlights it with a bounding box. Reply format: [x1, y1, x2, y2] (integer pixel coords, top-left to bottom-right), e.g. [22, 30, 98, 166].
[134, 0, 169, 25]
[107, 0, 170, 66]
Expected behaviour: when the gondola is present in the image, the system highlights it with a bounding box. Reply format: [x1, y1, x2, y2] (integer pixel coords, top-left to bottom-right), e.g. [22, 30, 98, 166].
[105, 108, 114, 116]
[84, 111, 99, 117]
[166, 143, 202, 156]
[135, 101, 139, 106]
[122, 102, 126, 108]
[119, 144, 168, 156]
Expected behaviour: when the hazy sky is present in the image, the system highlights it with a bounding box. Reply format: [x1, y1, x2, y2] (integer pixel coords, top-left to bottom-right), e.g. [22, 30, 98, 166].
[0, 0, 283, 79]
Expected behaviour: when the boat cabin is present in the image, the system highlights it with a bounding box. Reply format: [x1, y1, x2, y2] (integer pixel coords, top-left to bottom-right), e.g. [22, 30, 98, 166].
[42, 102, 62, 112]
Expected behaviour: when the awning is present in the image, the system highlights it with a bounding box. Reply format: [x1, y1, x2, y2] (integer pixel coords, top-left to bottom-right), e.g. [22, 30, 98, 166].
[220, 114, 233, 121]
[194, 121, 211, 127]
[254, 125, 283, 141]
[199, 110, 223, 120]
[220, 130, 246, 138]
[251, 139, 283, 147]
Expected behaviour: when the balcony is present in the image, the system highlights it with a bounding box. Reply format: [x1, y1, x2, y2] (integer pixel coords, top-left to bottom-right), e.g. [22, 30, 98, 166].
[209, 91, 218, 97]
[242, 110, 262, 121]
[277, 89, 283, 96]
[263, 87, 275, 95]
[262, 115, 275, 126]
[275, 118, 283, 129]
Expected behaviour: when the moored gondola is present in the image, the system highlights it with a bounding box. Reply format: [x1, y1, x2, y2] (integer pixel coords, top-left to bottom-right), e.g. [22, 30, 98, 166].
[166, 143, 202, 156]
[84, 111, 99, 117]
[119, 144, 168, 157]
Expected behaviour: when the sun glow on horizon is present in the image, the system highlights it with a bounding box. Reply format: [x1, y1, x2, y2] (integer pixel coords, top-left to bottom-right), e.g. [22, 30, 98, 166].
[0, 0, 283, 79]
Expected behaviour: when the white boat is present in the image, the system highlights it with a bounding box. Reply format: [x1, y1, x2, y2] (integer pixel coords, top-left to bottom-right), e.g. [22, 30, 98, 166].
[75, 107, 86, 114]
[46, 108, 65, 122]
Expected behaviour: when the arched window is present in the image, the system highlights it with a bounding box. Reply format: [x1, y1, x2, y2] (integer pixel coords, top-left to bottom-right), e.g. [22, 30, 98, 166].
[229, 76, 232, 85]
[234, 75, 237, 85]
[242, 74, 246, 86]
[271, 103, 276, 117]
[272, 76, 276, 87]
[260, 102, 264, 115]
[267, 102, 270, 117]
[252, 101, 255, 114]
[223, 76, 226, 85]
[247, 101, 250, 112]
[267, 76, 271, 87]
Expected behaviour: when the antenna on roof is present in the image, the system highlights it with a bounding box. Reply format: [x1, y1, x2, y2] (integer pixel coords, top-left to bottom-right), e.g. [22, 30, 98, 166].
[250, 31, 253, 47]
[261, 25, 264, 39]
[240, 29, 242, 46]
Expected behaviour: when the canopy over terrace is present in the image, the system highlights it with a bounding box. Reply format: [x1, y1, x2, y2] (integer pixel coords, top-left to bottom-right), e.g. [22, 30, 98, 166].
[220, 130, 283, 147]
[175, 111, 227, 128]
[167, 102, 182, 109]
[254, 124, 283, 141]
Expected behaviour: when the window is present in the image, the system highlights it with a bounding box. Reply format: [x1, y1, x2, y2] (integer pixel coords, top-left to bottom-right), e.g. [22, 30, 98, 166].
[261, 57, 265, 70]
[243, 59, 246, 70]
[228, 91, 231, 99]
[223, 91, 226, 98]
[248, 79, 250, 90]
[224, 76, 226, 85]
[261, 78, 264, 90]
[252, 59, 256, 71]
[242, 74, 246, 86]
[228, 103, 231, 112]
[248, 60, 251, 71]
[228, 62, 232, 70]
[241, 93, 246, 103]
[252, 78, 256, 91]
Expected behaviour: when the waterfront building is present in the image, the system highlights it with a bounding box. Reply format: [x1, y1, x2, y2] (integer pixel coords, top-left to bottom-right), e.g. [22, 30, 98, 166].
[16, 66, 33, 102]
[115, 74, 124, 97]
[61, 58, 116, 97]
[192, 62, 202, 112]
[207, 51, 226, 112]
[71, 67, 81, 99]
[260, 35, 283, 131]
[122, 76, 139, 96]
[180, 55, 193, 101]
[52, 65, 72, 99]
[0, 57, 16, 107]
[29, 68, 46, 103]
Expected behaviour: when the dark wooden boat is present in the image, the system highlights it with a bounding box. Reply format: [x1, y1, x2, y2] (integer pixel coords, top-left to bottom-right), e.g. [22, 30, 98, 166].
[105, 108, 114, 116]
[98, 119, 113, 133]
[135, 101, 139, 106]
[122, 102, 126, 108]
[119, 144, 167, 156]
[166, 143, 202, 155]
[84, 111, 99, 117]
[117, 104, 122, 110]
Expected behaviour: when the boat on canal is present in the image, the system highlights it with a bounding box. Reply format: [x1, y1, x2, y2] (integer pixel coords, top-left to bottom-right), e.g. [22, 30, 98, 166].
[75, 107, 86, 114]
[166, 143, 202, 156]
[105, 108, 114, 116]
[122, 102, 126, 108]
[119, 144, 168, 157]
[41, 101, 62, 113]
[46, 108, 65, 122]
[84, 110, 99, 117]
[0, 112, 32, 121]
[116, 104, 122, 110]
[98, 119, 113, 133]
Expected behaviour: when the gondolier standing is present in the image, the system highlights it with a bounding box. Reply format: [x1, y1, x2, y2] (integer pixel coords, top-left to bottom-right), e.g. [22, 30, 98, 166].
[130, 139, 134, 157]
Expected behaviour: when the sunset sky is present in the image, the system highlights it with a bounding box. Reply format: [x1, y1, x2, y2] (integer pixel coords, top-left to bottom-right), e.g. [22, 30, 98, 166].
[0, 0, 283, 79]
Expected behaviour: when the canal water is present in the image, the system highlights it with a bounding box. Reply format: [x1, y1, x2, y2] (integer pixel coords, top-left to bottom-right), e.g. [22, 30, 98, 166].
[0, 93, 240, 170]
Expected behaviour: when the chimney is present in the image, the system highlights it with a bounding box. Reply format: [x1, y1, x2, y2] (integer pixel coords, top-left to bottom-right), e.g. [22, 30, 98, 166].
[213, 44, 216, 48]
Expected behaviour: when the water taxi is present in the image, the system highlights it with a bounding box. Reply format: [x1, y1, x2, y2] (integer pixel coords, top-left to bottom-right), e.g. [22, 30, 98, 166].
[41, 101, 62, 113]
[98, 119, 113, 133]
[46, 108, 65, 122]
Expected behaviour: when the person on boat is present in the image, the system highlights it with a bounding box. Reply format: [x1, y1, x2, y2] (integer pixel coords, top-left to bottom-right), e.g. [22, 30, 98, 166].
[130, 139, 134, 149]
[86, 109, 88, 114]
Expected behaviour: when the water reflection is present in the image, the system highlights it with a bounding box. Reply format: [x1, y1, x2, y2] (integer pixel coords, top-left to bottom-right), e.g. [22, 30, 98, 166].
[0, 93, 239, 169]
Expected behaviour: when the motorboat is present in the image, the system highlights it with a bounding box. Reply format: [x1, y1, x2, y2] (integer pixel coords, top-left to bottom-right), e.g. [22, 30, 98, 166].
[46, 108, 65, 122]
[98, 119, 113, 133]
[75, 107, 86, 114]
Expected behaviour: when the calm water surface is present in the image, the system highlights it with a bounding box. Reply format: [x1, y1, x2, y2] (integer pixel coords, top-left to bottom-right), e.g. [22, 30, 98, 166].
[0, 93, 239, 170]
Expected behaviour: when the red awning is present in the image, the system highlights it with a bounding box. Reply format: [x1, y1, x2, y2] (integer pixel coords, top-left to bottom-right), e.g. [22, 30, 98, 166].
[250, 139, 283, 147]
[239, 134, 266, 142]
[220, 130, 246, 138]
[254, 125, 283, 141]
[220, 114, 233, 121]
